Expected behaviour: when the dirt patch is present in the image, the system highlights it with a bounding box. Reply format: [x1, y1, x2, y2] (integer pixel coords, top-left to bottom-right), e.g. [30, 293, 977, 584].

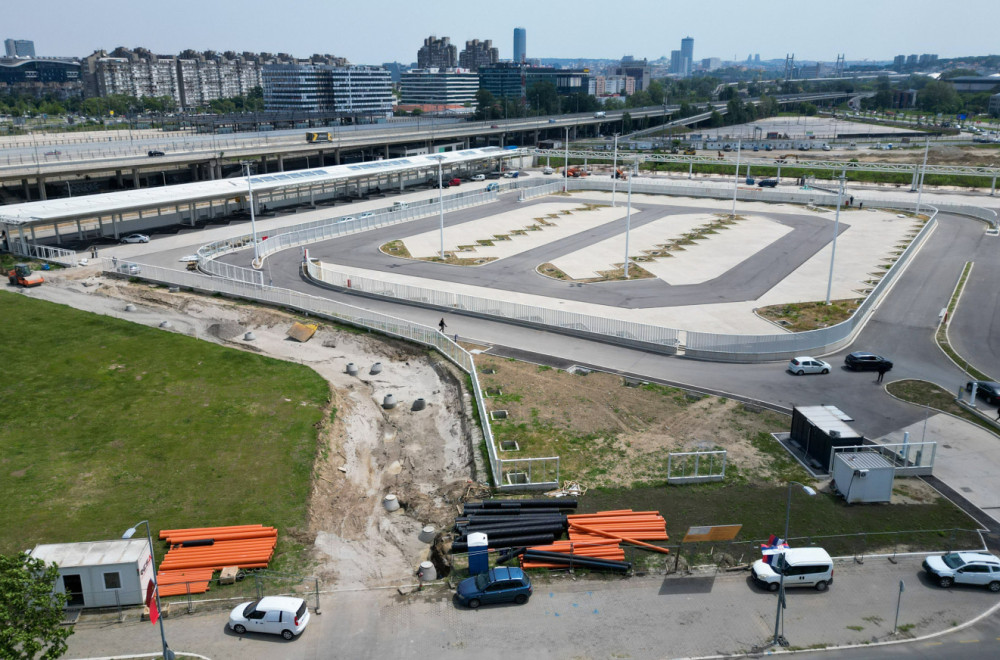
[24, 270, 476, 589]
[475, 356, 789, 486]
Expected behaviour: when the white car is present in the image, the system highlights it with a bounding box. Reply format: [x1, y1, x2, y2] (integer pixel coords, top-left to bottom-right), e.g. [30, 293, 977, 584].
[471, 174, 486, 182]
[923, 552, 1000, 591]
[339, 216, 357, 223]
[229, 596, 311, 639]
[117, 263, 141, 275]
[787, 356, 831, 375]
[120, 234, 150, 244]
[822, 144, 832, 151]
[542, 167, 554, 175]
[359, 212, 375, 219]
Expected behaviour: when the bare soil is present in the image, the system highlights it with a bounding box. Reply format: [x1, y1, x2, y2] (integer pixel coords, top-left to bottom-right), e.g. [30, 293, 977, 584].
[21, 268, 475, 589]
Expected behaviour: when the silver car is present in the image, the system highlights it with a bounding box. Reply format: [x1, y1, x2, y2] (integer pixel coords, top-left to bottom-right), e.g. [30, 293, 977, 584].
[787, 356, 831, 375]
[120, 234, 150, 244]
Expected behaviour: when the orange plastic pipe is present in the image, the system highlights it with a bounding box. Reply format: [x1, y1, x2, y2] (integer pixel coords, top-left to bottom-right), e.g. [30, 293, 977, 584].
[568, 522, 671, 554]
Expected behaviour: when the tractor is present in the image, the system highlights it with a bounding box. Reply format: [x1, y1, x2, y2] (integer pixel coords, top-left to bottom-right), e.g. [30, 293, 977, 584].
[7, 263, 44, 287]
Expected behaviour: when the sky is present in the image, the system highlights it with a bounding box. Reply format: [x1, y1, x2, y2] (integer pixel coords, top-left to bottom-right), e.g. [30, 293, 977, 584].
[6, 0, 999, 65]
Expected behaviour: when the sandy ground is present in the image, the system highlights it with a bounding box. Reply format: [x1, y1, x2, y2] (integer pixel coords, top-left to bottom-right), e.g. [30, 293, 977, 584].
[14, 267, 476, 588]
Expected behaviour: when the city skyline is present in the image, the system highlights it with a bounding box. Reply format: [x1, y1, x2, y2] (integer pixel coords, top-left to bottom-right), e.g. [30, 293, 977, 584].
[5, 0, 999, 66]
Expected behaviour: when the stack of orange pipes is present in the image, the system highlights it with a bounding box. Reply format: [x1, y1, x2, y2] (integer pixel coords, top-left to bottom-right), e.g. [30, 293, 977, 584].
[522, 510, 669, 568]
[153, 525, 278, 596]
[521, 539, 625, 568]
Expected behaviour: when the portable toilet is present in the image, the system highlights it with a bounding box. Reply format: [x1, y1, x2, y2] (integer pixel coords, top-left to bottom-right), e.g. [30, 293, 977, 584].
[467, 532, 489, 576]
[832, 451, 895, 503]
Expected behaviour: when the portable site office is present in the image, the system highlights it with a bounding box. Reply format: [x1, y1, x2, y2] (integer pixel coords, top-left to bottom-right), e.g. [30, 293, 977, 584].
[29, 538, 154, 609]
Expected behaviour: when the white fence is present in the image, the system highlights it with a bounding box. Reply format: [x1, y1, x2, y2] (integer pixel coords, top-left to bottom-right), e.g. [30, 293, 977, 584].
[833, 442, 936, 476]
[98, 258, 554, 490]
[7, 240, 77, 266]
[666, 450, 727, 484]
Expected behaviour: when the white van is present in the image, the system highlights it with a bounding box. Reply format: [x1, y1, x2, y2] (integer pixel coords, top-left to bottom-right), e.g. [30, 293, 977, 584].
[751, 547, 834, 592]
[391, 201, 408, 211]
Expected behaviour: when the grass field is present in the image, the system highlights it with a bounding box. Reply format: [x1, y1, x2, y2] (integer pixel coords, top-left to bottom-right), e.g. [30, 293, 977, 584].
[0, 292, 329, 570]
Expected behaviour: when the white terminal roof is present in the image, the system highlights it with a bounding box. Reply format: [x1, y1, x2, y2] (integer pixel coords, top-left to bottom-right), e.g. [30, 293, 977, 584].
[0, 146, 511, 226]
[30, 538, 149, 568]
[796, 405, 861, 439]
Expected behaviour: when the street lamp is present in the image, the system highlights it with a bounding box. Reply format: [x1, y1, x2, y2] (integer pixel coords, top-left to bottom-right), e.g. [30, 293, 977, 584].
[611, 133, 620, 207]
[564, 126, 570, 193]
[825, 171, 846, 305]
[437, 157, 445, 259]
[772, 482, 817, 647]
[123, 521, 174, 660]
[730, 139, 742, 218]
[623, 156, 636, 278]
[241, 161, 260, 266]
[915, 137, 930, 216]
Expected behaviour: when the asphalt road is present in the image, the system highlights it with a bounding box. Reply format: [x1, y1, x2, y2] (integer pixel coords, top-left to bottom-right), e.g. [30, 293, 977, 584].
[222, 196, 848, 308]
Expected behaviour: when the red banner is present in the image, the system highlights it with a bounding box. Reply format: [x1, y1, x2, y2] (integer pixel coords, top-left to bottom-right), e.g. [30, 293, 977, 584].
[145, 579, 159, 625]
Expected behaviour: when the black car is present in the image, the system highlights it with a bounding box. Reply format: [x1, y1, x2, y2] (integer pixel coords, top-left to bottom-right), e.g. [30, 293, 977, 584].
[844, 351, 893, 372]
[966, 381, 1000, 404]
[757, 179, 778, 188]
[147, 150, 165, 157]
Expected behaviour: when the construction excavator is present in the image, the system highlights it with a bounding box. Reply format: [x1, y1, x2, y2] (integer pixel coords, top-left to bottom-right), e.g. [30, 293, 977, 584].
[565, 167, 589, 178]
[7, 263, 44, 287]
[613, 168, 628, 180]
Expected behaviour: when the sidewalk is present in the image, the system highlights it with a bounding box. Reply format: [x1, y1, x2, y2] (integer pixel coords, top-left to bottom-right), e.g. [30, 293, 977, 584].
[64, 556, 999, 660]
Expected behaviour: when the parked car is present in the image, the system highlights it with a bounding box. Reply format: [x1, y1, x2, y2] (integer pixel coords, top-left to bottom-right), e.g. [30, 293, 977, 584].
[787, 357, 831, 375]
[471, 174, 486, 182]
[757, 179, 778, 188]
[116, 263, 141, 275]
[503, 171, 519, 178]
[391, 201, 408, 210]
[228, 596, 311, 639]
[147, 150, 165, 157]
[44, 150, 62, 156]
[751, 547, 834, 592]
[455, 567, 532, 608]
[844, 352, 893, 372]
[119, 233, 150, 244]
[485, 182, 500, 192]
[923, 552, 1000, 591]
[359, 212, 375, 219]
[542, 167, 554, 175]
[822, 144, 832, 151]
[449, 178, 461, 186]
[965, 381, 1000, 405]
[490, 124, 500, 129]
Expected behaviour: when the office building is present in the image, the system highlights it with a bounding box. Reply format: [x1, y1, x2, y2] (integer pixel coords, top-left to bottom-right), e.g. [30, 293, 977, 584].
[417, 36, 457, 70]
[988, 93, 1000, 116]
[590, 75, 634, 97]
[0, 57, 81, 98]
[4, 38, 35, 58]
[513, 28, 526, 63]
[701, 57, 721, 72]
[918, 53, 938, 66]
[479, 62, 590, 99]
[616, 56, 650, 91]
[893, 55, 906, 71]
[262, 63, 392, 116]
[670, 50, 681, 75]
[905, 54, 918, 66]
[459, 39, 499, 72]
[680, 36, 694, 76]
[400, 68, 479, 108]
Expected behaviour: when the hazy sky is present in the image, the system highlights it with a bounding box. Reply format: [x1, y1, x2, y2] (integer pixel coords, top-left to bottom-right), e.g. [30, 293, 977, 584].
[7, 0, 998, 64]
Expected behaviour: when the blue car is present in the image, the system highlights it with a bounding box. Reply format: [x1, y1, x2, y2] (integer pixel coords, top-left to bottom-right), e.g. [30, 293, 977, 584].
[455, 567, 532, 609]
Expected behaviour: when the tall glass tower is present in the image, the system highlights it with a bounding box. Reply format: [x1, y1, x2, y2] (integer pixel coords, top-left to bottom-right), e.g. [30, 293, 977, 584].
[513, 27, 526, 63]
[680, 36, 694, 77]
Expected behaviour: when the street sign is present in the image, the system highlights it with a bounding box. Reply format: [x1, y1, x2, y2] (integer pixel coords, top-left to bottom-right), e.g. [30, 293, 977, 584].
[682, 524, 742, 543]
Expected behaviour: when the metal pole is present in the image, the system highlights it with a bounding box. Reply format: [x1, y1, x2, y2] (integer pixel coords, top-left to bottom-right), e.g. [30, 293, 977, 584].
[731, 139, 741, 218]
[612, 134, 618, 207]
[243, 162, 259, 266]
[438, 161, 445, 259]
[564, 127, 569, 193]
[125, 521, 173, 660]
[624, 158, 634, 278]
[825, 175, 845, 304]
[892, 580, 905, 634]
[915, 137, 929, 216]
[773, 482, 792, 647]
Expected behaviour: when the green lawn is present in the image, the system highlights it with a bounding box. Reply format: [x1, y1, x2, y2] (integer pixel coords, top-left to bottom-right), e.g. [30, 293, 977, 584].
[0, 292, 329, 571]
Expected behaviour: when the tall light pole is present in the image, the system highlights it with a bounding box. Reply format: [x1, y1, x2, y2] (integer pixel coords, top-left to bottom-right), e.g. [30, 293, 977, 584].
[564, 126, 570, 193]
[623, 157, 635, 278]
[438, 158, 445, 259]
[611, 133, 619, 207]
[123, 521, 174, 660]
[772, 482, 817, 648]
[241, 161, 260, 266]
[730, 139, 742, 218]
[915, 137, 930, 216]
[825, 172, 846, 305]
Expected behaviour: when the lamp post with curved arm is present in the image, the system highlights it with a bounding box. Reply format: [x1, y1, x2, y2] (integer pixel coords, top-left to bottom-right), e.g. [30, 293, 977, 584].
[772, 481, 817, 647]
[123, 520, 173, 660]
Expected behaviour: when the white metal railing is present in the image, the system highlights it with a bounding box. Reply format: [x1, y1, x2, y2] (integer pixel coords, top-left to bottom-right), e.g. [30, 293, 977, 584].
[306, 260, 682, 351]
[832, 442, 936, 476]
[8, 240, 77, 266]
[95, 258, 543, 489]
[667, 450, 727, 483]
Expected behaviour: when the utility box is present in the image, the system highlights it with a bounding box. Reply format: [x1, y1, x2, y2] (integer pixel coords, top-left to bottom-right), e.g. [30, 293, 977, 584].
[832, 452, 895, 503]
[29, 539, 154, 609]
[790, 406, 864, 472]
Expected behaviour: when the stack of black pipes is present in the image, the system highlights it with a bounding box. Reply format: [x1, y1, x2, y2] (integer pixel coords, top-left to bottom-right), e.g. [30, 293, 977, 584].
[450, 499, 577, 553]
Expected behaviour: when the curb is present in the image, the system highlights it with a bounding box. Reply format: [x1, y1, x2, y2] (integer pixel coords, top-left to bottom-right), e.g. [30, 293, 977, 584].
[677, 598, 1000, 660]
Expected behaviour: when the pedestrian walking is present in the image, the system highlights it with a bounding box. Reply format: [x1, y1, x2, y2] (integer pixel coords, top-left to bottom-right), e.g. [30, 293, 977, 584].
[876, 364, 888, 383]
[849, 195, 854, 206]
[112, 256, 118, 268]
[859, 201, 863, 210]
[995, 406, 1000, 422]
[438, 318, 447, 333]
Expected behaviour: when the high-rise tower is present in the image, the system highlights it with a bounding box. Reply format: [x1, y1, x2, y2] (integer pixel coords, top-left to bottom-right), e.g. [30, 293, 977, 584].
[513, 27, 526, 63]
[680, 36, 694, 77]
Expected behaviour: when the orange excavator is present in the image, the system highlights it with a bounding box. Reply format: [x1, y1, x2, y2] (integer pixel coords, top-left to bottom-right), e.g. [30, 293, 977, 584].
[7, 263, 44, 287]
[613, 168, 628, 180]
[565, 167, 589, 178]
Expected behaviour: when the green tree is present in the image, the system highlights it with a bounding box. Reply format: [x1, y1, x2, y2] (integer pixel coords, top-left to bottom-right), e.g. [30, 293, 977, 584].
[622, 111, 633, 133]
[527, 80, 558, 115]
[646, 80, 665, 106]
[707, 109, 724, 127]
[918, 80, 961, 113]
[0, 553, 72, 660]
[474, 89, 499, 121]
[626, 90, 652, 108]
